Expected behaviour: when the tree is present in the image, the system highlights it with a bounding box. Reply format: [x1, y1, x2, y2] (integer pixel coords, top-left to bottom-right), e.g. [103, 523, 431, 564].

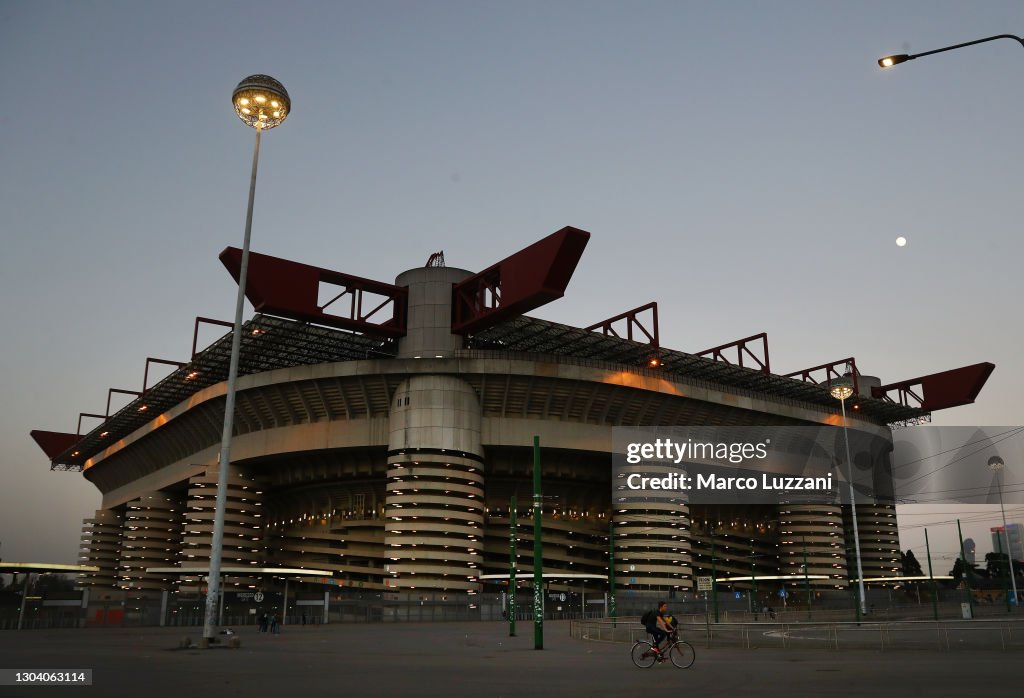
[902, 550, 923, 577]
[949, 557, 966, 584]
[986, 552, 1009, 579]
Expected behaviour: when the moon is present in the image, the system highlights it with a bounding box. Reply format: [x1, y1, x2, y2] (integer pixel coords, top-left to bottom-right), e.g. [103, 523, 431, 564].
[896, 236, 907, 247]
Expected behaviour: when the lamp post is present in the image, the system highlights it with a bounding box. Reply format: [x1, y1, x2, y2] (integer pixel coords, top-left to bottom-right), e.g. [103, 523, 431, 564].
[989, 456, 1020, 607]
[878, 34, 1024, 68]
[203, 75, 291, 643]
[830, 375, 866, 617]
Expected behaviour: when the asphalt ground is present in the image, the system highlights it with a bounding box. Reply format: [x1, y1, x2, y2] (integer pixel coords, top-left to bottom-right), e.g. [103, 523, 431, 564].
[0, 620, 1018, 698]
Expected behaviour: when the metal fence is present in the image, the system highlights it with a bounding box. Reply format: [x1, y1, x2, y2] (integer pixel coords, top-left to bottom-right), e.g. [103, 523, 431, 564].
[570, 616, 1024, 651]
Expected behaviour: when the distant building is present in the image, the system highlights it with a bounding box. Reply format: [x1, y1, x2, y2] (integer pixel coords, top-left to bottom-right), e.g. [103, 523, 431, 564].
[962, 537, 976, 565]
[991, 524, 1024, 561]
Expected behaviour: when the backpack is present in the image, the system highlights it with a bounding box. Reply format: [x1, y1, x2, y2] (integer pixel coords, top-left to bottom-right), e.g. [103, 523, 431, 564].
[640, 609, 657, 626]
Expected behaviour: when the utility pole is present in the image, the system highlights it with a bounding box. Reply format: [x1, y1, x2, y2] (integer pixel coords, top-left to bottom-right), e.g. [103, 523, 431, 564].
[608, 521, 616, 625]
[532, 436, 543, 650]
[710, 525, 719, 623]
[509, 495, 517, 636]
[925, 528, 938, 621]
[956, 519, 974, 619]
[750, 540, 758, 619]
[803, 536, 812, 621]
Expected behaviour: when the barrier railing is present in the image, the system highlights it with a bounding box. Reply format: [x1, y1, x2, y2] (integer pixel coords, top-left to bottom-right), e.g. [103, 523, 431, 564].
[570, 617, 1024, 651]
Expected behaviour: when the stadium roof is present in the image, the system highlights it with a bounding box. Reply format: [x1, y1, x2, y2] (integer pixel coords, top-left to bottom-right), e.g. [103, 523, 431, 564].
[38, 311, 928, 472]
[37, 228, 994, 472]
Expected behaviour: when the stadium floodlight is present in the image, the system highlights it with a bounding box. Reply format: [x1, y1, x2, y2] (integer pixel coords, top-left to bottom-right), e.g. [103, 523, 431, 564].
[830, 373, 866, 618]
[204, 75, 291, 644]
[989, 456, 1020, 606]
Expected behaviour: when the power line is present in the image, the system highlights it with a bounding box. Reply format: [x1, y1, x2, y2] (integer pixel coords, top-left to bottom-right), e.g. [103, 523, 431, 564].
[891, 427, 1024, 472]
[894, 428, 1024, 492]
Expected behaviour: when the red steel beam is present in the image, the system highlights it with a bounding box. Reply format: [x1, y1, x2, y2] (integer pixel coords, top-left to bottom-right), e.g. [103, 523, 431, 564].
[106, 388, 142, 417]
[585, 302, 659, 345]
[193, 316, 234, 358]
[143, 357, 186, 393]
[29, 430, 80, 460]
[783, 358, 860, 396]
[696, 333, 770, 374]
[872, 362, 995, 411]
[451, 226, 591, 334]
[77, 413, 107, 437]
[220, 248, 407, 338]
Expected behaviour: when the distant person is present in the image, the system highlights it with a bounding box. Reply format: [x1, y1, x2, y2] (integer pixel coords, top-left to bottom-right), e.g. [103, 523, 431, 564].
[259, 612, 268, 632]
[270, 613, 279, 634]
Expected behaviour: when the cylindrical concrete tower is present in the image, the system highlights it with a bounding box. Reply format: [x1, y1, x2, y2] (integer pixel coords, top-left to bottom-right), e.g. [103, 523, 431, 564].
[778, 498, 849, 588]
[386, 264, 485, 592]
[613, 462, 692, 588]
[395, 266, 472, 359]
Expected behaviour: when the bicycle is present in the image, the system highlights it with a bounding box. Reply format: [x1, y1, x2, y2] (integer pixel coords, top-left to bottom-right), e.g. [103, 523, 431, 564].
[630, 631, 695, 669]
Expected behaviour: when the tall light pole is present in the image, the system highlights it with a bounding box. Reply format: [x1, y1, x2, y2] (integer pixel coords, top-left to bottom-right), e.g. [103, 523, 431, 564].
[203, 75, 291, 643]
[878, 34, 1024, 68]
[831, 375, 866, 617]
[989, 456, 1019, 607]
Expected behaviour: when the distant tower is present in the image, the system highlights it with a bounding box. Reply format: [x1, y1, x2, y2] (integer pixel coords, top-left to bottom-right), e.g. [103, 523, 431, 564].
[963, 538, 976, 565]
[991, 525, 1024, 561]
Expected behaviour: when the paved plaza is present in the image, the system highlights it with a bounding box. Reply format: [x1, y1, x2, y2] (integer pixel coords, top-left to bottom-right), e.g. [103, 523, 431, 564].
[0, 620, 1019, 697]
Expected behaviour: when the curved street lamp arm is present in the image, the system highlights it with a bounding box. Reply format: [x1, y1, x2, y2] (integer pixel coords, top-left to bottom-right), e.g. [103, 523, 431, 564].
[880, 34, 1024, 67]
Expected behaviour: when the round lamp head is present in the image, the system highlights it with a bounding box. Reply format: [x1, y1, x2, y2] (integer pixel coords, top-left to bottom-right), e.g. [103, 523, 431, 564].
[988, 456, 1005, 470]
[232, 74, 290, 130]
[829, 374, 855, 401]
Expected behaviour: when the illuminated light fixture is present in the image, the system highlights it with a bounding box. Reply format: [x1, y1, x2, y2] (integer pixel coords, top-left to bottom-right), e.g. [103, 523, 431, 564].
[71, 451, 80, 457]
[829, 374, 854, 401]
[205, 74, 290, 645]
[232, 75, 289, 130]
[878, 54, 908, 68]
[832, 372, 865, 617]
[877, 35, 1024, 71]
[138, 405, 148, 413]
[100, 431, 109, 438]
[186, 371, 200, 380]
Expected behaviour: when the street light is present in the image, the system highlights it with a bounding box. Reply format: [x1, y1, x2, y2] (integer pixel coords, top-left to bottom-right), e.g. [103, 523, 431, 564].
[203, 74, 291, 643]
[988, 455, 1020, 607]
[830, 374, 866, 617]
[878, 34, 1024, 68]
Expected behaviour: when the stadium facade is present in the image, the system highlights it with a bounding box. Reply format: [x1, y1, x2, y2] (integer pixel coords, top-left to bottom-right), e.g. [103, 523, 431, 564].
[31, 227, 994, 618]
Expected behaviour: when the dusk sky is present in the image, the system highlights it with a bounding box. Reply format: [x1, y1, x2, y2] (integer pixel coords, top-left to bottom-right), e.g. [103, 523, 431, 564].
[2, 1, 1022, 574]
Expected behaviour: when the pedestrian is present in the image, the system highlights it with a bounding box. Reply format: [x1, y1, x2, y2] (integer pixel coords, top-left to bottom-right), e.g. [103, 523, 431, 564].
[259, 612, 268, 632]
[270, 613, 279, 634]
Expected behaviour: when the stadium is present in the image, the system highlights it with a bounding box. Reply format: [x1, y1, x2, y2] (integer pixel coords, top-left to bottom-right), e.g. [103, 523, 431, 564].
[30, 226, 994, 623]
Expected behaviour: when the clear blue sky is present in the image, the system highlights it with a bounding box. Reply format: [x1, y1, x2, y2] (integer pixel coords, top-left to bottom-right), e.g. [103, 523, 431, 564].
[1, 1, 1022, 568]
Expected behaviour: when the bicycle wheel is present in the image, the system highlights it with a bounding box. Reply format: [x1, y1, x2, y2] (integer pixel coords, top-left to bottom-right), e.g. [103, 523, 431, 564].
[669, 641, 695, 669]
[631, 641, 658, 668]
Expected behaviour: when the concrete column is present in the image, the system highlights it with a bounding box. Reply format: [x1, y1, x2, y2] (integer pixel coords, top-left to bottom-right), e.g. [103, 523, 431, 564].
[385, 375, 484, 592]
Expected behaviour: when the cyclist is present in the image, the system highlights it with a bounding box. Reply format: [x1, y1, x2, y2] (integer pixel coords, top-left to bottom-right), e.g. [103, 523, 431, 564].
[642, 601, 675, 655]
